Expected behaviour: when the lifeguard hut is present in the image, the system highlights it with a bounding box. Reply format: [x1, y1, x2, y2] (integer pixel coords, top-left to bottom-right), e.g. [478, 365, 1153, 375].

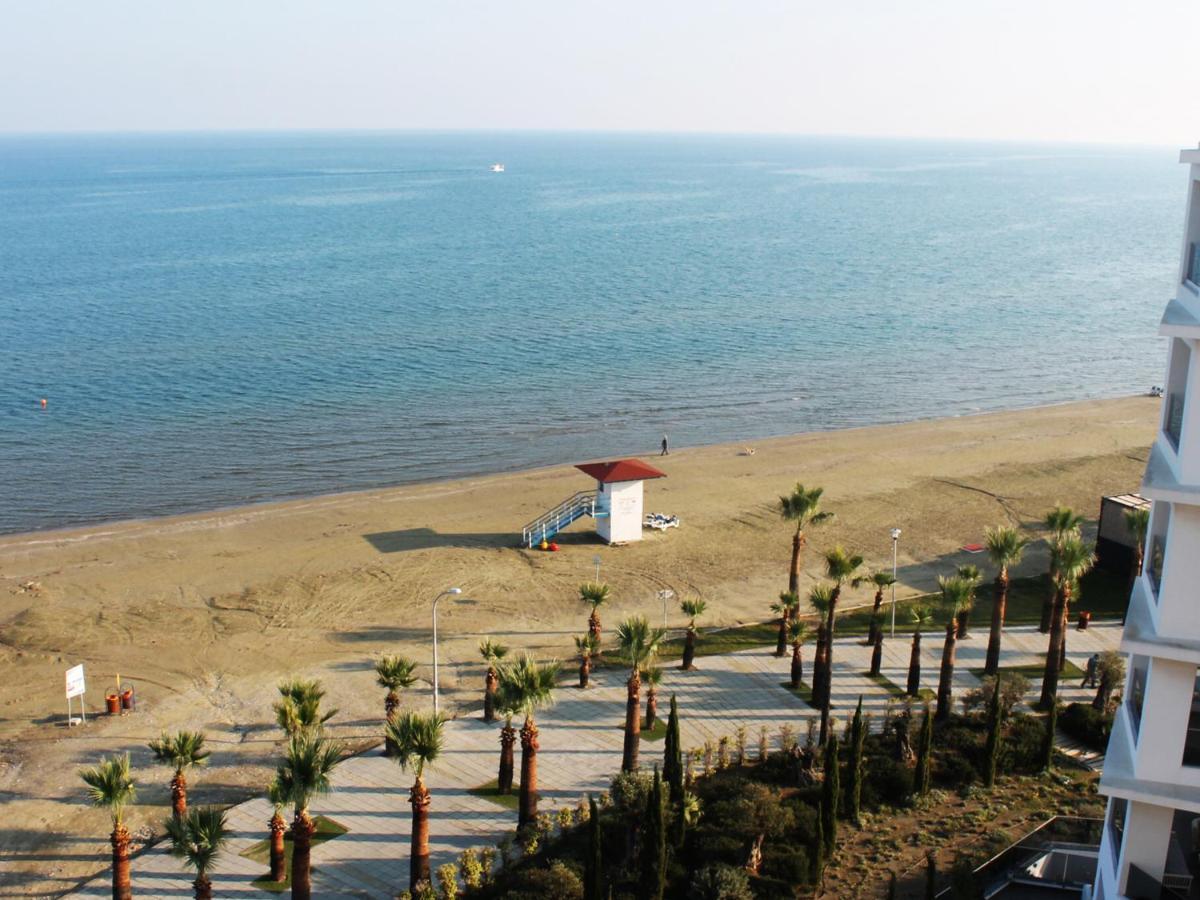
[521, 458, 667, 548]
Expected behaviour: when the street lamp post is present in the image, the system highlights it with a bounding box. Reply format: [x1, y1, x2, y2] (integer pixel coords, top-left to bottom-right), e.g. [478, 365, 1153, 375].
[890, 528, 902, 638]
[432, 587, 463, 715]
[658, 589, 675, 629]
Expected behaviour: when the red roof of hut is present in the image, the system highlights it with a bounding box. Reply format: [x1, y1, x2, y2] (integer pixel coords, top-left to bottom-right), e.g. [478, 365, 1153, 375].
[575, 458, 667, 484]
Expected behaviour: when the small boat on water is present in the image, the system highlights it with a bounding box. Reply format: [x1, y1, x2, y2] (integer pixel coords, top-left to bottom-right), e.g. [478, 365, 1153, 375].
[490, 163, 505, 173]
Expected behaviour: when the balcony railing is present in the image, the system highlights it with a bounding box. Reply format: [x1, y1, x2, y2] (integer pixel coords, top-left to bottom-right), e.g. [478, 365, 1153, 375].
[1126, 863, 1192, 899]
[1165, 392, 1185, 449]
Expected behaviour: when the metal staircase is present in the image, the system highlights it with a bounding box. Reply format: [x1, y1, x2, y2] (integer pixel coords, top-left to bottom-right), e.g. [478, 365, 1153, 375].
[522, 490, 601, 548]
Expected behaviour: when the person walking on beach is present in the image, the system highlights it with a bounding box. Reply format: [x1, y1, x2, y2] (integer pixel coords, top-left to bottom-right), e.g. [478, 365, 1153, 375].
[661, 434, 669, 456]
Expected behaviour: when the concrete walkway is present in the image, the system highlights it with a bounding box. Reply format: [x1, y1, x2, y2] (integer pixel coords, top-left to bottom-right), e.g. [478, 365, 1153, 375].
[71, 622, 1120, 898]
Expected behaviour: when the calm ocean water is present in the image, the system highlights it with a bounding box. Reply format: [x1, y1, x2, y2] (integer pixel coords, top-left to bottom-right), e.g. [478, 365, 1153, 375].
[0, 132, 1183, 534]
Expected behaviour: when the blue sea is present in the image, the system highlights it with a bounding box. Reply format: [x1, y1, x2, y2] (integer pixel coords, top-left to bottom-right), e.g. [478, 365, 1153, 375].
[0, 132, 1184, 534]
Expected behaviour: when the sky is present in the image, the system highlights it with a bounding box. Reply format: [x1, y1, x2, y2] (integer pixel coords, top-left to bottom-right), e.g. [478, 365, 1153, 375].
[2, 0, 1197, 145]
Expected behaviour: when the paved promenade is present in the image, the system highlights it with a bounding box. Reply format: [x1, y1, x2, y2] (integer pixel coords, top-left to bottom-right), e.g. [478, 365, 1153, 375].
[72, 622, 1120, 898]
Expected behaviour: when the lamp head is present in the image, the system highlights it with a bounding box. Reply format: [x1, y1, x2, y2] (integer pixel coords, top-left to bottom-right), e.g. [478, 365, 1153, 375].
[447, 587, 463, 595]
[890, 528, 902, 541]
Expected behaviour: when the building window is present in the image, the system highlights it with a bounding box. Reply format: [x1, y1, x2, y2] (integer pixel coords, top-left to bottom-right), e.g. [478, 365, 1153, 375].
[1128, 657, 1148, 739]
[1189, 242, 1200, 287]
[1185, 669, 1200, 767]
[1107, 796, 1128, 854]
[1148, 533, 1166, 596]
[1166, 392, 1185, 448]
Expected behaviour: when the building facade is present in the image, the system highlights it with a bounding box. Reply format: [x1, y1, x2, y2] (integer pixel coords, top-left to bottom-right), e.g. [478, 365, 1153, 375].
[1092, 146, 1200, 899]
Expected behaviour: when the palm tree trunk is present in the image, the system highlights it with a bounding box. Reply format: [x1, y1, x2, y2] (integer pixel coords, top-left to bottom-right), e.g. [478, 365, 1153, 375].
[645, 687, 659, 730]
[906, 630, 922, 697]
[775, 611, 788, 657]
[291, 810, 315, 900]
[984, 573, 1008, 677]
[589, 609, 602, 643]
[622, 672, 641, 772]
[1039, 570, 1056, 633]
[111, 824, 132, 900]
[935, 622, 958, 720]
[869, 589, 884, 645]
[788, 528, 803, 595]
[1039, 586, 1069, 709]
[811, 624, 828, 708]
[791, 643, 803, 688]
[193, 875, 213, 900]
[579, 656, 590, 688]
[870, 633, 883, 677]
[1057, 592, 1071, 672]
[410, 775, 432, 890]
[484, 668, 498, 722]
[269, 811, 287, 882]
[170, 770, 187, 820]
[385, 688, 400, 720]
[823, 586, 841, 705]
[498, 722, 516, 793]
[956, 603, 971, 639]
[682, 627, 697, 670]
[519, 716, 539, 828]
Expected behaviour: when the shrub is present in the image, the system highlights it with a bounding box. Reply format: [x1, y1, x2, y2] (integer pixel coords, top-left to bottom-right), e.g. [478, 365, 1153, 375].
[507, 861, 583, 900]
[935, 753, 978, 790]
[761, 845, 811, 885]
[864, 756, 914, 808]
[961, 674, 1030, 717]
[688, 864, 753, 900]
[1002, 715, 1047, 774]
[1059, 702, 1112, 751]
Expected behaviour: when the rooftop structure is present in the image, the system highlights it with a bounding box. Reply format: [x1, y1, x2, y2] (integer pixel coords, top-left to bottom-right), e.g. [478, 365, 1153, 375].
[520, 458, 667, 547]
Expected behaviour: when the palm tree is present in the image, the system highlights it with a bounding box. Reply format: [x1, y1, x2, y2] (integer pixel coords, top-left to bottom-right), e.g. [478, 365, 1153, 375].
[935, 576, 973, 720]
[1123, 506, 1150, 624]
[274, 678, 337, 737]
[580, 582, 610, 644]
[80, 753, 136, 900]
[779, 483, 832, 594]
[824, 546, 864, 639]
[1039, 535, 1095, 709]
[984, 526, 1030, 676]
[616, 615, 666, 772]
[642, 665, 664, 729]
[266, 776, 288, 883]
[375, 655, 419, 721]
[906, 605, 934, 697]
[575, 633, 599, 688]
[496, 689, 519, 796]
[1041, 505, 1082, 632]
[385, 710, 446, 891]
[148, 730, 209, 821]
[808, 584, 834, 710]
[788, 619, 810, 689]
[478, 640, 509, 721]
[165, 806, 229, 900]
[866, 571, 896, 646]
[954, 564, 982, 639]
[497, 653, 560, 828]
[275, 732, 344, 900]
[679, 598, 707, 670]
[771, 591, 800, 658]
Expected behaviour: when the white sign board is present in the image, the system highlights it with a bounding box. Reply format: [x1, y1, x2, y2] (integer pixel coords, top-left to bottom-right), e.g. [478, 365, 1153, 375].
[65, 664, 85, 699]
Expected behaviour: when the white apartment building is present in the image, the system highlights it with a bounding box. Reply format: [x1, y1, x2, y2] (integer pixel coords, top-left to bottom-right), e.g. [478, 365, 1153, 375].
[1092, 146, 1200, 899]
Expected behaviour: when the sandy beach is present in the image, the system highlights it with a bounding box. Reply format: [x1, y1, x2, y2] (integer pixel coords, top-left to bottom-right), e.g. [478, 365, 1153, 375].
[0, 395, 1157, 895]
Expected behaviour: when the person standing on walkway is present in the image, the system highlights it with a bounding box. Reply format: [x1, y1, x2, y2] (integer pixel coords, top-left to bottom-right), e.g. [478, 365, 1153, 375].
[1082, 653, 1099, 688]
[661, 434, 669, 456]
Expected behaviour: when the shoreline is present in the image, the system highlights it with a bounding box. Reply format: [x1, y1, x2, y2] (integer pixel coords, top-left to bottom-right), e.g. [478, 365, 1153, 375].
[0, 390, 1153, 547]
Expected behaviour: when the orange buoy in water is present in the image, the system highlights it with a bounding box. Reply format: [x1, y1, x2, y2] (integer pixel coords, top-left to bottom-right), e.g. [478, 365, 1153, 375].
[40, 398, 47, 409]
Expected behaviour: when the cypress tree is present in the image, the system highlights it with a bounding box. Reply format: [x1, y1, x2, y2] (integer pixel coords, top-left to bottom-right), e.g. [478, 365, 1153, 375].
[887, 871, 897, 900]
[642, 768, 666, 900]
[820, 734, 840, 858]
[925, 850, 937, 900]
[913, 703, 933, 798]
[663, 695, 683, 804]
[846, 696, 865, 824]
[983, 677, 1003, 787]
[585, 795, 603, 900]
[1040, 701, 1058, 772]
[809, 814, 824, 884]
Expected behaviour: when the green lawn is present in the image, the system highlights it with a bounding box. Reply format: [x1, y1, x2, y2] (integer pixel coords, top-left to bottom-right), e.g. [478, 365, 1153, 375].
[468, 778, 521, 811]
[242, 816, 347, 892]
[970, 659, 1084, 682]
[778, 681, 815, 707]
[658, 569, 1126, 662]
[864, 671, 935, 702]
[614, 718, 668, 742]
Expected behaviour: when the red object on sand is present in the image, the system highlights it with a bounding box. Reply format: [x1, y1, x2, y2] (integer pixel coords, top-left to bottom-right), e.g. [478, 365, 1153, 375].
[961, 543, 985, 553]
[549, 542, 560, 552]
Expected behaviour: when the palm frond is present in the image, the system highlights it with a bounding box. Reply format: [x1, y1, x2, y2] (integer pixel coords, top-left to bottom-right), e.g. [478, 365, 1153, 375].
[1123, 507, 1150, 544]
[909, 604, 934, 627]
[1044, 504, 1083, 542]
[808, 584, 835, 616]
[788, 618, 810, 644]
[679, 598, 707, 619]
[497, 653, 560, 717]
[779, 484, 830, 530]
[384, 710, 445, 777]
[275, 733, 344, 814]
[955, 564, 982, 585]
[165, 806, 228, 877]
[869, 571, 896, 589]
[579, 582, 610, 608]
[148, 730, 210, 773]
[375, 655, 419, 692]
[1054, 535, 1095, 586]
[574, 633, 599, 657]
[640, 665, 664, 686]
[823, 545, 864, 583]
[79, 753, 136, 826]
[478, 639, 509, 663]
[615, 615, 666, 669]
[985, 526, 1029, 570]
[937, 575, 973, 614]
